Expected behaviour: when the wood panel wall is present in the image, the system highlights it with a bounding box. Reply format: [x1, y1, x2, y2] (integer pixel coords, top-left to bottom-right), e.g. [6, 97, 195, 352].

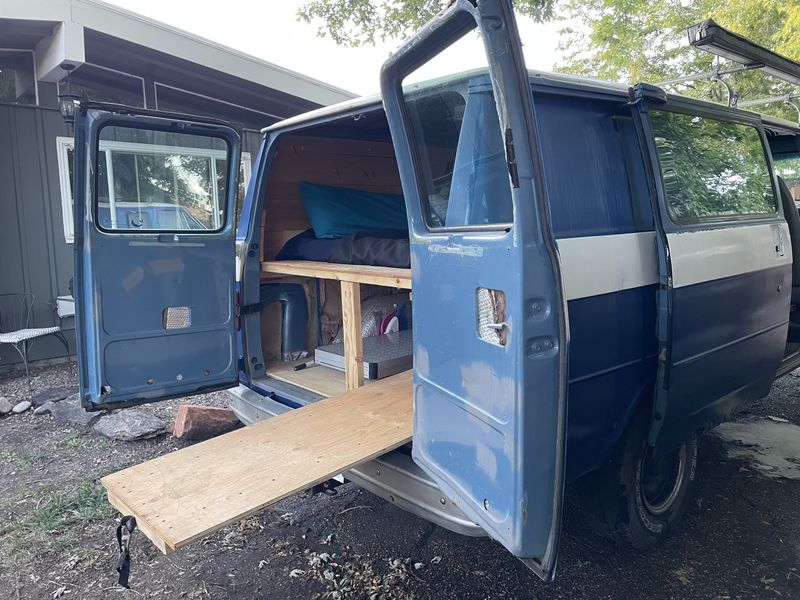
[259, 134, 404, 361]
[260, 134, 403, 260]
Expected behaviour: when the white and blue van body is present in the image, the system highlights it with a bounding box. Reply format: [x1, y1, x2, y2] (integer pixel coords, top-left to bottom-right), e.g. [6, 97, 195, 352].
[70, 0, 800, 580]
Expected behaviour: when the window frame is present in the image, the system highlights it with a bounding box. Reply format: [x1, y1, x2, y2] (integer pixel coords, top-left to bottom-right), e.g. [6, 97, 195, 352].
[401, 71, 515, 234]
[57, 135, 251, 243]
[57, 63, 146, 109]
[647, 106, 780, 228]
[93, 122, 233, 235]
[0, 49, 38, 106]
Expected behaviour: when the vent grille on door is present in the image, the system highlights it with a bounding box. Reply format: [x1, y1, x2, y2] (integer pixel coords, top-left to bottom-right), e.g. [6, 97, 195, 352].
[163, 306, 191, 330]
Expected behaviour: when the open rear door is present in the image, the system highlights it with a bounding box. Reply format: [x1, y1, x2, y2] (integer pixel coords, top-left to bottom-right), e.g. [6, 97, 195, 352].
[72, 104, 241, 410]
[381, 0, 569, 580]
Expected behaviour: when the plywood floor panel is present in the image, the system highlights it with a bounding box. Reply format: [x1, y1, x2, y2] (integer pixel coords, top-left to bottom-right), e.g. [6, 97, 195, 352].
[101, 371, 412, 553]
[266, 360, 350, 397]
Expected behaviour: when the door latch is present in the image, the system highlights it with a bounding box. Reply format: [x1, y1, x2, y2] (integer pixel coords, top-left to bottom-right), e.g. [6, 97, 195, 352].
[477, 288, 507, 346]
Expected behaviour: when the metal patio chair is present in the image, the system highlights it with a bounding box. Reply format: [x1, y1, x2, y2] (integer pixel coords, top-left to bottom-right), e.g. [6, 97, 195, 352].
[0, 293, 70, 387]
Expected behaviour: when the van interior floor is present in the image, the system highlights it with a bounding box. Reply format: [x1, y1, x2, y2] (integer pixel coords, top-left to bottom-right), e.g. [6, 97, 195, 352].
[263, 360, 372, 398]
[101, 370, 412, 554]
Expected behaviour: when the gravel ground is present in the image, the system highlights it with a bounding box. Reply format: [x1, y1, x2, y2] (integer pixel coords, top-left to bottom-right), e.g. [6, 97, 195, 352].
[0, 361, 798, 599]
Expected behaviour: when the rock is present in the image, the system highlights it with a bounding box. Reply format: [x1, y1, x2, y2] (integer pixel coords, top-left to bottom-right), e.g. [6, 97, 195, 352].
[51, 396, 99, 428]
[34, 401, 56, 416]
[93, 410, 166, 441]
[12, 400, 32, 414]
[0, 397, 12, 415]
[173, 405, 240, 441]
[30, 386, 78, 407]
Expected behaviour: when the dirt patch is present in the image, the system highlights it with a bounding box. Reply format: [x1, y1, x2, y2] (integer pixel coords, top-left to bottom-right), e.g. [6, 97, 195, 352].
[0, 363, 420, 599]
[2, 361, 800, 599]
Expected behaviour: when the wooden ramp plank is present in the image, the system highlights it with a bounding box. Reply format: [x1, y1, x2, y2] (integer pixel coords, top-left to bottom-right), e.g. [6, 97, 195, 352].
[101, 371, 412, 553]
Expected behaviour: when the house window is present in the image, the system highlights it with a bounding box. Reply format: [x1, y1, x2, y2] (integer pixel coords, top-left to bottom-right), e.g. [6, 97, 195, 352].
[0, 50, 37, 105]
[57, 136, 251, 242]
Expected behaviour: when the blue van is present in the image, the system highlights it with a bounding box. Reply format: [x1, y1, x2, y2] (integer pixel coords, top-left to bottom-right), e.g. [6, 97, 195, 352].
[71, 1, 800, 581]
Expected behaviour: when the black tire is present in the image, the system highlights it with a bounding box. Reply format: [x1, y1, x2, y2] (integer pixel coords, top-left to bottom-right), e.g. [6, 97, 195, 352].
[588, 412, 698, 549]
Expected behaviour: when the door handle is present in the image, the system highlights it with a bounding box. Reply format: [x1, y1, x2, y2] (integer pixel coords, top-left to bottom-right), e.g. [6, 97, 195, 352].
[773, 224, 786, 257]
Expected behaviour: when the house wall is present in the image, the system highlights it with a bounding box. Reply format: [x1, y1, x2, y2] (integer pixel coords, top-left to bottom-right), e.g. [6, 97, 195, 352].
[0, 96, 72, 366]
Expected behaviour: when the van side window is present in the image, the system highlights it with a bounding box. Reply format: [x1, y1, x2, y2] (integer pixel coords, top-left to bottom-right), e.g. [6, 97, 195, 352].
[404, 75, 513, 228]
[95, 125, 230, 232]
[534, 95, 653, 238]
[649, 112, 777, 223]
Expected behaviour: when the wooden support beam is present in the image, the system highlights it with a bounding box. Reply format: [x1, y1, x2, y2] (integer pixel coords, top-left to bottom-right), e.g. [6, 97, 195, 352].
[261, 260, 411, 289]
[341, 280, 364, 390]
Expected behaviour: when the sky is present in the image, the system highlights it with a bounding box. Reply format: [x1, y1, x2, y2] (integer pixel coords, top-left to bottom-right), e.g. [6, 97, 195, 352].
[103, 0, 564, 96]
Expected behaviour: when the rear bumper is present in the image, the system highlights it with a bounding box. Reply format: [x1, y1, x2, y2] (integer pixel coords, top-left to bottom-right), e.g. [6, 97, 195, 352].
[228, 383, 484, 537]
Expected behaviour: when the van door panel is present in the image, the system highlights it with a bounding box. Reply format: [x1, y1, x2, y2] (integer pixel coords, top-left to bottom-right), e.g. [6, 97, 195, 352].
[73, 105, 241, 409]
[634, 99, 791, 451]
[381, 0, 568, 580]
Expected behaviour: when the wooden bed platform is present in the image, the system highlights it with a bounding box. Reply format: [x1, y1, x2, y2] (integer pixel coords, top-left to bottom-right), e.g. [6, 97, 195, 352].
[261, 260, 412, 289]
[261, 260, 412, 391]
[101, 370, 412, 554]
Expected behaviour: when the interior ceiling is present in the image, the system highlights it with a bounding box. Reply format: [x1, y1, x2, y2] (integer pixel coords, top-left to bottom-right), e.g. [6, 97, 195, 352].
[301, 108, 392, 142]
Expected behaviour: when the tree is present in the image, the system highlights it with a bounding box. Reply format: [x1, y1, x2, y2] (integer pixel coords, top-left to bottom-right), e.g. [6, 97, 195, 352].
[297, 0, 554, 46]
[298, 0, 800, 120]
[555, 0, 800, 119]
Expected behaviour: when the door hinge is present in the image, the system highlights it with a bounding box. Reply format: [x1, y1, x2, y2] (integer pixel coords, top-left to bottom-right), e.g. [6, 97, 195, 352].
[504, 128, 519, 188]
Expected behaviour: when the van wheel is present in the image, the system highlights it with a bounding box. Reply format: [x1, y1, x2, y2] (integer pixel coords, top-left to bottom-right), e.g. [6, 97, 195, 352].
[590, 414, 698, 549]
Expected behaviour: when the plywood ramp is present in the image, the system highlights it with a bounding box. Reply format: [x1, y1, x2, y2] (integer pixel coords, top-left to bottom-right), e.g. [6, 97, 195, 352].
[101, 370, 412, 554]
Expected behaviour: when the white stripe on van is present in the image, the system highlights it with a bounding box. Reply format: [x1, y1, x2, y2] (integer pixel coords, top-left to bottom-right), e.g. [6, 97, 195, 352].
[666, 222, 791, 289]
[557, 232, 658, 301]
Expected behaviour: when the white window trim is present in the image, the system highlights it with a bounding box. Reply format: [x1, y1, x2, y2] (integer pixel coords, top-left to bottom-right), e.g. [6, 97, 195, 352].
[56, 136, 76, 243]
[56, 135, 252, 243]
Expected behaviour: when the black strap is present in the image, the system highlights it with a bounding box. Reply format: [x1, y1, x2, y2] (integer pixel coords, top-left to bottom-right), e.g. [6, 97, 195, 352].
[115, 516, 137, 588]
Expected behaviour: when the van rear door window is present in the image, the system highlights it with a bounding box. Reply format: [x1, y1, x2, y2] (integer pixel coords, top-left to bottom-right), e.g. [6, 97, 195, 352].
[404, 74, 513, 229]
[649, 111, 777, 223]
[96, 125, 229, 232]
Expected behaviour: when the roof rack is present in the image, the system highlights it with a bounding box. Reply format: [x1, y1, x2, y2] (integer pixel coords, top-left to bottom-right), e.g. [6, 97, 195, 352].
[657, 19, 800, 109]
[688, 20, 800, 86]
[739, 94, 800, 126]
[657, 62, 761, 107]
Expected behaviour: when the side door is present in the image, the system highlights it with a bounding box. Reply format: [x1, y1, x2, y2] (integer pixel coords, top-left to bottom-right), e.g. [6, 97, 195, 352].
[632, 87, 791, 451]
[73, 104, 241, 410]
[381, 0, 569, 580]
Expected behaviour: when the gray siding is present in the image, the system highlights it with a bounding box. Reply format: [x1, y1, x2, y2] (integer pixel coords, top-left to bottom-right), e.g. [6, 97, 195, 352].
[0, 103, 73, 366]
[0, 104, 265, 367]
